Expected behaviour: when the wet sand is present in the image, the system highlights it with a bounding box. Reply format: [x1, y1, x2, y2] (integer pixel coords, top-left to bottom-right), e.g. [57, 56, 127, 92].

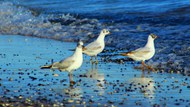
[0, 35, 190, 107]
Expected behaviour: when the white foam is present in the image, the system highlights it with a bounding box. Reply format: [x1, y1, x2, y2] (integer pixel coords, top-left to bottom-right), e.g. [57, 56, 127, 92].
[0, 2, 102, 41]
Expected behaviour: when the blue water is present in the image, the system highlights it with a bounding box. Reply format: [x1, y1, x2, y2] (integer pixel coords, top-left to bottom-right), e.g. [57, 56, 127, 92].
[0, 0, 190, 72]
[6, 0, 190, 23]
[9, 0, 190, 13]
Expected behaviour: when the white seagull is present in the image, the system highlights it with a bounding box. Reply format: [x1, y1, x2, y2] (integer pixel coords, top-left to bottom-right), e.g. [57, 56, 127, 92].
[121, 34, 157, 71]
[83, 29, 110, 64]
[41, 40, 85, 85]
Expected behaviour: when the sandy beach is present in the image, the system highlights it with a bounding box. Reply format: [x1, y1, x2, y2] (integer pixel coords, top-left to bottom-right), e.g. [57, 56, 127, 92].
[0, 35, 190, 106]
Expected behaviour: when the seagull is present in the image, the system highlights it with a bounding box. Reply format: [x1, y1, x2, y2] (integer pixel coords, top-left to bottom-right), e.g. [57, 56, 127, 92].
[120, 34, 157, 71]
[41, 40, 85, 85]
[83, 29, 110, 64]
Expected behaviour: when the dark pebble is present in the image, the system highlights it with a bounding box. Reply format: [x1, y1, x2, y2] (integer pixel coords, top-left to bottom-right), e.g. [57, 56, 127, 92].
[108, 100, 114, 104]
[175, 103, 180, 105]
[38, 84, 45, 86]
[89, 99, 94, 103]
[29, 76, 37, 81]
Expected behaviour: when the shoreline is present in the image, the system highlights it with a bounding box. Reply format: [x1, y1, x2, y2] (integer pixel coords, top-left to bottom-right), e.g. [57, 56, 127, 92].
[1, 34, 189, 76]
[0, 1, 190, 76]
[0, 35, 190, 106]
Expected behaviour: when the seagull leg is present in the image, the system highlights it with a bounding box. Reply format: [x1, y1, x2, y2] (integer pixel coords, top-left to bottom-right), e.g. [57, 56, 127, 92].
[95, 62, 98, 69]
[142, 62, 155, 72]
[90, 56, 94, 64]
[141, 61, 145, 71]
[69, 72, 75, 86]
[95, 56, 98, 64]
[90, 56, 93, 62]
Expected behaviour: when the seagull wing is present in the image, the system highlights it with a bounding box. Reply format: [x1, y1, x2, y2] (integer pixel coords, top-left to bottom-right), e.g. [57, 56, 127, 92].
[84, 41, 102, 52]
[130, 47, 151, 57]
[52, 57, 75, 69]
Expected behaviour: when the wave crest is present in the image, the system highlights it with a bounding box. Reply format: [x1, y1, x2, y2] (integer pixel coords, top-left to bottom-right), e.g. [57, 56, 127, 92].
[0, 2, 102, 41]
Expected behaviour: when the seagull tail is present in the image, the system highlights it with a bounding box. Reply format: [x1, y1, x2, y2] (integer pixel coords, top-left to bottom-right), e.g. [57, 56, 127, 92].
[40, 65, 52, 69]
[82, 47, 87, 51]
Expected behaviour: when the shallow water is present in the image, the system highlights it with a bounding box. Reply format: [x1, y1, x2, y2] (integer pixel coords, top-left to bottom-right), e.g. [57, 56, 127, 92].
[0, 35, 190, 106]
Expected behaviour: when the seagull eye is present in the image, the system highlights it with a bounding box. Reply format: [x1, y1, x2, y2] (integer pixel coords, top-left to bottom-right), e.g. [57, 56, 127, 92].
[150, 34, 154, 38]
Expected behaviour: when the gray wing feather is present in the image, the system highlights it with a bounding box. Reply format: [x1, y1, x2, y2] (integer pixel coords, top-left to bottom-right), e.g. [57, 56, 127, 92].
[84, 41, 101, 52]
[131, 47, 151, 57]
[52, 57, 75, 69]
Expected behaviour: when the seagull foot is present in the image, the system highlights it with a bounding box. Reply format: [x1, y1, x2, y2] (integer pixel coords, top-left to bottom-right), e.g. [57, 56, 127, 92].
[70, 81, 76, 86]
[91, 61, 95, 64]
[91, 61, 97, 64]
[95, 61, 98, 64]
[146, 66, 155, 72]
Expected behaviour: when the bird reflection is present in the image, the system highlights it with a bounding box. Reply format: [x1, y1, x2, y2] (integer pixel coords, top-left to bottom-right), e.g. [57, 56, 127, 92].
[63, 85, 83, 100]
[83, 63, 105, 97]
[86, 63, 104, 82]
[61, 64, 106, 100]
[128, 72, 155, 100]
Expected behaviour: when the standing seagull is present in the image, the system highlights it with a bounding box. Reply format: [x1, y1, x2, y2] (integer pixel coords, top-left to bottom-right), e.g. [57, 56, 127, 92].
[41, 41, 85, 85]
[121, 34, 157, 71]
[83, 29, 110, 64]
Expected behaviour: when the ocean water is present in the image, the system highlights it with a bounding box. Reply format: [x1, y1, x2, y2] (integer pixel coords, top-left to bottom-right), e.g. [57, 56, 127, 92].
[0, 0, 190, 73]
[5, 0, 190, 24]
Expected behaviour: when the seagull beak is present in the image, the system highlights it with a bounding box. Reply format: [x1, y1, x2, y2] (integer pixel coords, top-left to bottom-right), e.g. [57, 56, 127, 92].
[82, 47, 87, 51]
[154, 35, 158, 39]
[120, 53, 128, 56]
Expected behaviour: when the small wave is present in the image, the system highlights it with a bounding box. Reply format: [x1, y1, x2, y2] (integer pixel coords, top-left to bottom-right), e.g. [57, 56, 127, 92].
[169, 5, 190, 13]
[0, 2, 103, 42]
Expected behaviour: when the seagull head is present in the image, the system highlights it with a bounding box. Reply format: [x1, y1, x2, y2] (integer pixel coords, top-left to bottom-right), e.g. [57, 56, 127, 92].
[77, 40, 87, 51]
[77, 40, 83, 48]
[149, 34, 157, 40]
[101, 29, 110, 35]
